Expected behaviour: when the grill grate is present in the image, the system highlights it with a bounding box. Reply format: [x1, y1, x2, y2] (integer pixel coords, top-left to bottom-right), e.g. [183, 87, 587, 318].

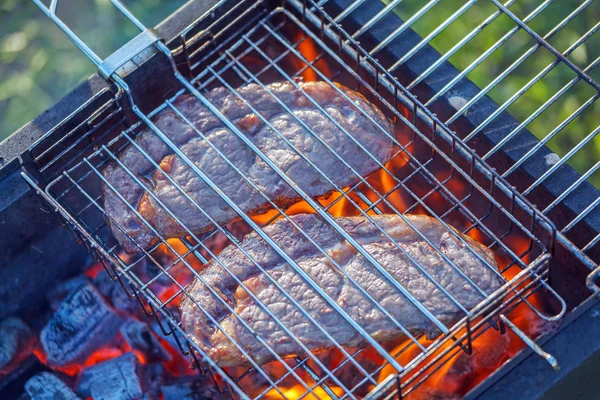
[317, 0, 600, 271]
[22, 0, 599, 398]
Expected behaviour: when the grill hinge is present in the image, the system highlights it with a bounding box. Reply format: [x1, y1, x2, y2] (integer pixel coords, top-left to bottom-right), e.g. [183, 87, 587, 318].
[98, 29, 161, 80]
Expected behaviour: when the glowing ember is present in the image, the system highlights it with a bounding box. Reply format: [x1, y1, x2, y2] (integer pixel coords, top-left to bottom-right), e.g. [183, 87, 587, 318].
[83, 262, 105, 280]
[265, 384, 345, 400]
[293, 33, 332, 82]
[32, 250, 205, 397]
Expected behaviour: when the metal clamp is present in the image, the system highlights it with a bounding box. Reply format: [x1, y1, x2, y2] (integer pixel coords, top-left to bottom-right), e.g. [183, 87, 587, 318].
[32, 0, 164, 80]
[98, 29, 161, 79]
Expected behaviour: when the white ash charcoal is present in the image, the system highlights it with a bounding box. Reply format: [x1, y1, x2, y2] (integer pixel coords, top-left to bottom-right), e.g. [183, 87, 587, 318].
[0, 317, 32, 369]
[120, 318, 171, 363]
[25, 372, 80, 400]
[161, 375, 228, 400]
[47, 276, 91, 311]
[93, 270, 139, 314]
[0, 317, 35, 376]
[76, 353, 142, 400]
[40, 283, 122, 368]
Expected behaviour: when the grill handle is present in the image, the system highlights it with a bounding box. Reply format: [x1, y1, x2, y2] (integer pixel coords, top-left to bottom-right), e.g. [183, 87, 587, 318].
[31, 0, 163, 80]
[499, 315, 559, 372]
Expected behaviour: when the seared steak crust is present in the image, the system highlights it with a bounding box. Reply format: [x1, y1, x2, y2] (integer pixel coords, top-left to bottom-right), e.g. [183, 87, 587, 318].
[102, 81, 397, 253]
[179, 214, 502, 367]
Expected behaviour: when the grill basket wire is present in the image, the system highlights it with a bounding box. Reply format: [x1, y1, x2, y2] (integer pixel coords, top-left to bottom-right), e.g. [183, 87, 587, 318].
[314, 0, 600, 268]
[21, 0, 579, 398]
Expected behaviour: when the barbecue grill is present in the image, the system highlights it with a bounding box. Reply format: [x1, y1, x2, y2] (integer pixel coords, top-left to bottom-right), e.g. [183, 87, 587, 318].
[6, 0, 600, 398]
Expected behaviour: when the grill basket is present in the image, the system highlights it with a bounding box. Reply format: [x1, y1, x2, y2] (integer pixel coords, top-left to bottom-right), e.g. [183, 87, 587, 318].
[22, 0, 600, 398]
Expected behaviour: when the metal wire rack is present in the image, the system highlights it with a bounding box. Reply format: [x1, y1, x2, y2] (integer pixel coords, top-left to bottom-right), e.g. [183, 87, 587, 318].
[313, 0, 600, 273]
[21, 0, 591, 398]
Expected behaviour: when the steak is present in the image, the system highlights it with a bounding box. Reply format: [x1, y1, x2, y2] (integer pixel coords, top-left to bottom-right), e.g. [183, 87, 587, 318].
[179, 213, 502, 367]
[102, 81, 397, 253]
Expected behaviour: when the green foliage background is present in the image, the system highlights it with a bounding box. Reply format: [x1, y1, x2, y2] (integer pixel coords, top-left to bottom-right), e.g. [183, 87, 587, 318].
[388, 0, 600, 187]
[0, 0, 186, 139]
[1, 0, 599, 186]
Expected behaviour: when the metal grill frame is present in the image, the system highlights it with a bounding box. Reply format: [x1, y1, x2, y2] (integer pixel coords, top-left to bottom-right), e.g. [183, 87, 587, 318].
[313, 0, 600, 274]
[21, 0, 597, 398]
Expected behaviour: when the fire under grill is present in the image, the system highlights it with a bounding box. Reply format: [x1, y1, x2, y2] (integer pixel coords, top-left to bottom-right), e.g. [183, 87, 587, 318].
[12, 0, 600, 399]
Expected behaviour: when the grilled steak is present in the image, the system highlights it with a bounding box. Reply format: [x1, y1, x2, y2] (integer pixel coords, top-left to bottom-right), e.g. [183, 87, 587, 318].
[179, 213, 502, 367]
[102, 81, 397, 253]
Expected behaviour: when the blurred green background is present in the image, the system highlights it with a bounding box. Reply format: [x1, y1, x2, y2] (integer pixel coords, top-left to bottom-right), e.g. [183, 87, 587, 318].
[390, 0, 600, 187]
[0, 0, 186, 139]
[0, 0, 598, 186]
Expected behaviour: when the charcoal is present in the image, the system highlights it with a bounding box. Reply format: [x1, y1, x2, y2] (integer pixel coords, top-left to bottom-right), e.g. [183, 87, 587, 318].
[47, 276, 91, 311]
[140, 363, 165, 399]
[162, 375, 227, 400]
[93, 270, 139, 314]
[76, 353, 142, 400]
[120, 318, 171, 363]
[40, 283, 122, 367]
[0, 317, 35, 376]
[25, 372, 80, 400]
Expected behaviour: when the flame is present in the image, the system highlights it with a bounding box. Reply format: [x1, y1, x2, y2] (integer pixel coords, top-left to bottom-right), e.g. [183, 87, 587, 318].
[264, 383, 345, 400]
[364, 154, 411, 214]
[369, 289, 547, 398]
[366, 228, 549, 398]
[468, 225, 487, 247]
[249, 187, 362, 226]
[150, 238, 207, 283]
[292, 33, 332, 81]
[33, 344, 124, 376]
[250, 149, 412, 223]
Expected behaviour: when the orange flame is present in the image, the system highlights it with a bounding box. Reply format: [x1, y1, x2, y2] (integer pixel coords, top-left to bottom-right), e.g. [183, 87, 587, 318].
[33, 344, 125, 376]
[265, 384, 345, 400]
[368, 228, 549, 398]
[293, 33, 332, 81]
